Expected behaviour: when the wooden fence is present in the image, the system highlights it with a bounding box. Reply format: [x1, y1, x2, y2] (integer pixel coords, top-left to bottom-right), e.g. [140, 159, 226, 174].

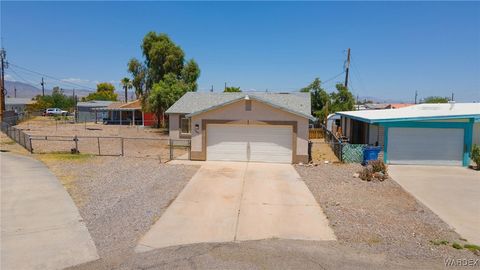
[309, 128, 324, 139]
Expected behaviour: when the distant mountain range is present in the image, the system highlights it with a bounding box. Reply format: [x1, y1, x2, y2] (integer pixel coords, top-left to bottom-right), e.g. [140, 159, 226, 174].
[4, 81, 137, 101]
[5, 81, 93, 99]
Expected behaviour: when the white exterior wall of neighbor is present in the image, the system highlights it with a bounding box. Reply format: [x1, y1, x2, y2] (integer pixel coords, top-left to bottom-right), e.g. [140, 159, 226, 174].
[190, 99, 309, 161]
[168, 114, 181, 139]
[474, 122, 480, 146]
[368, 124, 385, 147]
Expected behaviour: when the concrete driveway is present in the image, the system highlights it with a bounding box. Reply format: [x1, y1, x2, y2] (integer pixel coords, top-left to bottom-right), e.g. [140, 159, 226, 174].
[389, 165, 480, 245]
[1, 153, 99, 270]
[136, 161, 335, 252]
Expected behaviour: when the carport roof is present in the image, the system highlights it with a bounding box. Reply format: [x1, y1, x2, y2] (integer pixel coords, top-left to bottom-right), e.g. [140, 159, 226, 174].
[336, 102, 480, 123]
[165, 92, 314, 120]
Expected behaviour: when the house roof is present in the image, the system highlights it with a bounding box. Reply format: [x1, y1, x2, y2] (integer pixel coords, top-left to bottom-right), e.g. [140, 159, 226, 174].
[165, 92, 314, 120]
[76, 100, 116, 108]
[6, 98, 35, 105]
[336, 102, 480, 123]
[92, 100, 142, 111]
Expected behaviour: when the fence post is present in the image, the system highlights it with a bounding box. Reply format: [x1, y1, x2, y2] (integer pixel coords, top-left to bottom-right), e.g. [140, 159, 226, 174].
[121, 138, 124, 156]
[97, 137, 101, 155]
[188, 140, 191, 160]
[29, 136, 33, 153]
[74, 135, 78, 154]
[169, 139, 173, 160]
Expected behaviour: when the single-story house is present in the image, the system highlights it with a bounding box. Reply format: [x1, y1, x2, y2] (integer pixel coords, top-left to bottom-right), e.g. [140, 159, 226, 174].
[93, 100, 156, 126]
[165, 92, 314, 164]
[5, 98, 35, 114]
[76, 100, 115, 122]
[336, 102, 480, 166]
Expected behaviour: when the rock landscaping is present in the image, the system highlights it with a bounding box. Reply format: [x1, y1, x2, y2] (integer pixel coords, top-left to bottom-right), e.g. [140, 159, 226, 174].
[296, 163, 479, 261]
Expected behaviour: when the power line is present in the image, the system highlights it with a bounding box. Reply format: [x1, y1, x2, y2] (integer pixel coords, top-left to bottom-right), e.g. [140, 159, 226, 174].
[8, 67, 40, 87]
[8, 62, 95, 90]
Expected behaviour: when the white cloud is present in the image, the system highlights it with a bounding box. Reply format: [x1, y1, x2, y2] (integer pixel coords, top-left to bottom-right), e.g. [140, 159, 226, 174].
[4, 74, 15, 81]
[61, 78, 90, 84]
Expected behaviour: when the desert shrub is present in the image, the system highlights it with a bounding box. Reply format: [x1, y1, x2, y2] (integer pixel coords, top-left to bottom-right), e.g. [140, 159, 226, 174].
[359, 165, 374, 181]
[452, 243, 463, 249]
[471, 144, 480, 169]
[368, 159, 388, 174]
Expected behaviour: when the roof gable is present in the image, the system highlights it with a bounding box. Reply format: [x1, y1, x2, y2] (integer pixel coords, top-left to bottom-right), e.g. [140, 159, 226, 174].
[166, 92, 313, 120]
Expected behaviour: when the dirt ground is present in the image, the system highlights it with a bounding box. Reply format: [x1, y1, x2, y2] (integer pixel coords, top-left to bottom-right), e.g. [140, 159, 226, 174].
[0, 132, 29, 155]
[310, 139, 340, 163]
[295, 163, 479, 262]
[13, 117, 188, 161]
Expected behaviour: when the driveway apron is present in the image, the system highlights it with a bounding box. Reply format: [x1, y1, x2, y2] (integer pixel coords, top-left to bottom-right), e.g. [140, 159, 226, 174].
[136, 161, 335, 252]
[389, 165, 480, 245]
[1, 153, 99, 270]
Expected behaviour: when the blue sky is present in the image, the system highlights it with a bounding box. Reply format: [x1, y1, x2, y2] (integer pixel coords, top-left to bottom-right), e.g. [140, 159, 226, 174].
[1, 1, 479, 102]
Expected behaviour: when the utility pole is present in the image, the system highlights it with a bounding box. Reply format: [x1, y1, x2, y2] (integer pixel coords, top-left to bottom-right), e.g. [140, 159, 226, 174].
[14, 87, 16, 98]
[344, 48, 351, 88]
[451, 92, 454, 101]
[0, 47, 7, 121]
[210, 85, 213, 92]
[224, 82, 227, 91]
[41, 77, 45, 96]
[414, 90, 418, 104]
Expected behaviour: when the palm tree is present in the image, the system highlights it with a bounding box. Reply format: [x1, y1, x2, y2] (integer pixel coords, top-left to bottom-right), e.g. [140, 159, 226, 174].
[120, 77, 133, 103]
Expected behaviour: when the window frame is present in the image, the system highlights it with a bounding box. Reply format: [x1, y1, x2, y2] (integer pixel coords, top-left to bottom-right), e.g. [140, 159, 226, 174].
[180, 115, 191, 135]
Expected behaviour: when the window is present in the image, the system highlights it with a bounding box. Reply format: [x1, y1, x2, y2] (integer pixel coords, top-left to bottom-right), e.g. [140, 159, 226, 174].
[180, 116, 191, 134]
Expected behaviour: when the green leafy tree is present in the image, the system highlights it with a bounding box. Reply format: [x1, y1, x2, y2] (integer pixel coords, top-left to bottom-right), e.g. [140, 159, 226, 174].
[82, 82, 118, 101]
[300, 78, 330, 122]
[224, 86, 241, 92]
[148, 73, 190, 127]
[129, 32, 201, 126]
[330, 83, 355, 113]
[121, 77, 133, 102]
[33, 87, 75, 111]
[127, 58, 147, 98]
[423, 96, 449, 103]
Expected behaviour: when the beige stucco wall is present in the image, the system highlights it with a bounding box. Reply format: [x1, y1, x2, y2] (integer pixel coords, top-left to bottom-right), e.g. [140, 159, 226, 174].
[190, 99, 309, 158]
[168, 113, 180, 139]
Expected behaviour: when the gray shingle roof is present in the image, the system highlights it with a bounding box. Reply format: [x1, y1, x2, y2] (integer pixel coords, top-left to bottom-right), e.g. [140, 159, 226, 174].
[76, 100, 116, 108]
[165, 92, 313, 120]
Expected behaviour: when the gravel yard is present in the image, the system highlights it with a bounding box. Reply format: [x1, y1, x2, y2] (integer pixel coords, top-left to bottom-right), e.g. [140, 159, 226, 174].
[37, 155, 199, 269]
[295, 163, 479, 261]
[27, 151, 478, 269]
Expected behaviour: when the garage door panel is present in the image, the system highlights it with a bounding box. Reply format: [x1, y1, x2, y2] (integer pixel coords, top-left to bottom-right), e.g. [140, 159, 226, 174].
[207, 124, 292, 163]
[388, 127, 463, 166]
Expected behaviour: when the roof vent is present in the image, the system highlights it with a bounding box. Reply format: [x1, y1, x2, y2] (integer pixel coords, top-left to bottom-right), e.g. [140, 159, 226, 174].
[448, 100, 455, 110]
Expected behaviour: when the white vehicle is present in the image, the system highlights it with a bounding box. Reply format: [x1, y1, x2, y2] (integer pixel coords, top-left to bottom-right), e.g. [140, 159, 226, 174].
[44, 108, 68, 116]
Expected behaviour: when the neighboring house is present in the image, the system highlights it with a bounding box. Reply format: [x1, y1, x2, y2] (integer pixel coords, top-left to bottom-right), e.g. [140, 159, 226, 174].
[5, 98, 35, 114]
[336, 102, 480, 167]
[166, 92, 314, 164]
[76, 100, 115, 122]
[93, 100, 155, 126]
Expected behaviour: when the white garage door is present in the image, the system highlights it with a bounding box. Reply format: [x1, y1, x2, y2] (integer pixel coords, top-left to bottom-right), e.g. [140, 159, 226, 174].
[388, 127, 464, 166]
[207, 124, 293, 163]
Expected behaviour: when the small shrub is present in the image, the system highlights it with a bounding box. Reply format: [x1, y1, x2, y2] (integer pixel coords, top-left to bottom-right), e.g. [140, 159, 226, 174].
[452, 242, 463, 249]
[359, 165, 374, 181]
[430, 240, 449, 246]
[368, 159, 388, 174]
[471, 144, 480, 169]
[464, 244, 480, 252]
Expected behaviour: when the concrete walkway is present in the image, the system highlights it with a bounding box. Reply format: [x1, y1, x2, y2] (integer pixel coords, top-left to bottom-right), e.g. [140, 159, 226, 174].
[136, 161, 335, 252]
[390, 165, 480, 245]
[1, 153, 99, 270]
